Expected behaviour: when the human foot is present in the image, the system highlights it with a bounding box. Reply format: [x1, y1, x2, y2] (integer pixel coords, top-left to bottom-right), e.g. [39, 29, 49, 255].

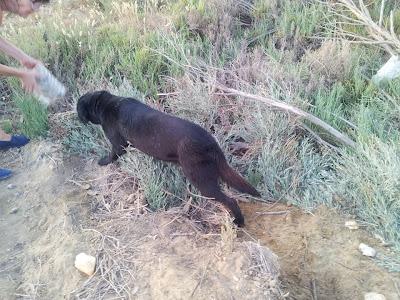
[0, 135, 30, 150]
[0, 168, 12, 180]
[0, 131, 11, 141]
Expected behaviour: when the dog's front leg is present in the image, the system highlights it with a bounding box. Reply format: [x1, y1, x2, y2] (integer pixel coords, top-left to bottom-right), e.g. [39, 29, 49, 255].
[99, 128, 127, 166]
[98, 146, 122, 166]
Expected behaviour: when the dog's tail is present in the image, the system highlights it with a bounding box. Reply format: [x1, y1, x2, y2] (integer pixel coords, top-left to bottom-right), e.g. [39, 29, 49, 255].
[218, 159, 261, 197]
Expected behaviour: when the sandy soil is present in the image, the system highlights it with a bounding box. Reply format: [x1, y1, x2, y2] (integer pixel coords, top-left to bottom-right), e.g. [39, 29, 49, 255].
[241, 203, 400, 299]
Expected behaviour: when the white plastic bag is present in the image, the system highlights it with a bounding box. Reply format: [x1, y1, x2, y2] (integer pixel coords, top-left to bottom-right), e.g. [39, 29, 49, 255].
[372, 55, 400, 84]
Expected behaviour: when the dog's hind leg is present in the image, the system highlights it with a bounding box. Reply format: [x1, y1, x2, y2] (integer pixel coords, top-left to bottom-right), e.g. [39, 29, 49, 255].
[200, 182, 245, 226]
[99, 128, 128, 166]
[179, 159, 245, 226]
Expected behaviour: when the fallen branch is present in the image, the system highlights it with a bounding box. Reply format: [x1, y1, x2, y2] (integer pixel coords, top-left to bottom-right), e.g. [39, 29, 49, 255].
[255, 210, 289, 216]
[215, 85, 356, 148]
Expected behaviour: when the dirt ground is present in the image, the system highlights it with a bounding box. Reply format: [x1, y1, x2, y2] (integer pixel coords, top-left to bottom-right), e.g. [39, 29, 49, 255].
[1, 141, 399, 300]
[240, 204, 400, 299]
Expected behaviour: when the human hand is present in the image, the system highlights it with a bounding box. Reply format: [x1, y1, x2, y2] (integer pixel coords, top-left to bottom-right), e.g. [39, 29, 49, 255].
[20, 55, 40, 69]
[19, 69, 39, 94]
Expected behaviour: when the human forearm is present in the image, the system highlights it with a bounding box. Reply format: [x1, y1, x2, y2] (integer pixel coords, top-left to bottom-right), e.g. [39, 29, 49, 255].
[0, 37, 29, 63]
[0, 37, 39, 68]
[0, 63, 38, 93]
[0, 63, 24, 77]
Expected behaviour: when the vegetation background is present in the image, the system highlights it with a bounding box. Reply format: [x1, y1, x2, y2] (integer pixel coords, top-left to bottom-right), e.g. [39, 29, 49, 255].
[1, 0, 399, 268]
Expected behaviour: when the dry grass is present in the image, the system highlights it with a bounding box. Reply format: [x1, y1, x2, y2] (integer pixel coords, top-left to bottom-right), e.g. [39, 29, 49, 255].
[155, 48, 355, 149]
[332, 0, 400, 55]
[72, 226, 139, 299]
[245, 241, 280, 278]
[220, 214, 237, 254]
[214, 83, 356, 149]
[303, 40, 354, 92]
[68, 169, 152, 299]
[66, 164, 285, 299]
[244, 241, 287, 299]
[174, 0, 254, 49]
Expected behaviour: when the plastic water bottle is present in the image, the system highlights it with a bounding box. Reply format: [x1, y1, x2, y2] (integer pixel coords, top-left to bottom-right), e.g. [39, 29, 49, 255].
[34, 63, 66, 105]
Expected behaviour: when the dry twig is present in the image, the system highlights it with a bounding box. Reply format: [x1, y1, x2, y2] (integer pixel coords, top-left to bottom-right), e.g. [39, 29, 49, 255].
[331, 0, 400, 55]
[215, 85, 356, 148]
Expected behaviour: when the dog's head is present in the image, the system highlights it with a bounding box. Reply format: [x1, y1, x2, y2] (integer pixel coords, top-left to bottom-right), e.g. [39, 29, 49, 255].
[77, 90, 109, 124]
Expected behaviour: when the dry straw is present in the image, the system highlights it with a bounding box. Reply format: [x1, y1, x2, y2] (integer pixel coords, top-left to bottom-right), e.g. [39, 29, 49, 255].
[151, 46, 357, 149]
[331, 0, 400, 55]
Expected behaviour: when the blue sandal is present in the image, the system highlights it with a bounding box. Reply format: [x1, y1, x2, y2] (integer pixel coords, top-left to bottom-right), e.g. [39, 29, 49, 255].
[0, 135, 30, 150]
[0, 168, 12, 180]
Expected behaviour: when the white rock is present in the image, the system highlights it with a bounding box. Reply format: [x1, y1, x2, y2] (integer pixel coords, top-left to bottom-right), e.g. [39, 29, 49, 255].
[87, 190, 98, 196]
[9, 207, 18, 214]
[74, 253, 96, 276]
[364, 292, 386, 300]
[345, 220, 359, 230]
[82, 184, 91, 190]
[359, 243, 377, 257]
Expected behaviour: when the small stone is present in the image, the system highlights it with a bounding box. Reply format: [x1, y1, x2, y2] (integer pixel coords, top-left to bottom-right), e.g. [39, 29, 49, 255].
[7, 184, 16, 189]
[345, 220, 359, 230]
[364, 292, 386, 300]
[87, 190, 98, 196]
[9, 207, 18, 214]
[359, 243, 377, 257]
[82, 184, 91, 190]
[74, 253, 96, 276]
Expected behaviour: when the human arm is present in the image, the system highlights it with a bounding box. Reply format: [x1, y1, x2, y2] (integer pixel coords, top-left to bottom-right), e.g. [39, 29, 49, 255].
[0, 63, 38, 93]
[0, 37, 40, 92]
[0, 37, 39, 68]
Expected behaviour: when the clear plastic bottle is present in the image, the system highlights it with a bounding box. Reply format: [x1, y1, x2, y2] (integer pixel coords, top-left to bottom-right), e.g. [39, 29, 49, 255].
[34, 64, 66, 105]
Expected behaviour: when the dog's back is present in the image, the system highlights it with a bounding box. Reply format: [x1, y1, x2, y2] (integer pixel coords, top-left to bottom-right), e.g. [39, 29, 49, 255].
[117, 98, 218, 159]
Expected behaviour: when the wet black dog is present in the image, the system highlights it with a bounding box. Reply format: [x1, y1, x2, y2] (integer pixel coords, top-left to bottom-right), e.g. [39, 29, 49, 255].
[77, 91, 260, 226]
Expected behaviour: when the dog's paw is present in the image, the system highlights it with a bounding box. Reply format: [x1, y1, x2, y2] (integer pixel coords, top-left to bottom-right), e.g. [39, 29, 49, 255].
[98, 156, 111, 166]
[233, 215, 245, 227]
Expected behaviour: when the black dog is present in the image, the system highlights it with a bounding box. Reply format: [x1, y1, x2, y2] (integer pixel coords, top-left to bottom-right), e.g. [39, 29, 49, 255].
[77, 91, 260, 226]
